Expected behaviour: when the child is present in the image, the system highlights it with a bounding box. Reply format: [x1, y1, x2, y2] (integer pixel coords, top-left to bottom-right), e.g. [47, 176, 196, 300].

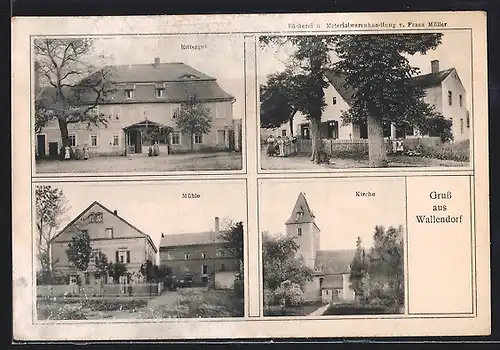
[64, 146, 71, 160]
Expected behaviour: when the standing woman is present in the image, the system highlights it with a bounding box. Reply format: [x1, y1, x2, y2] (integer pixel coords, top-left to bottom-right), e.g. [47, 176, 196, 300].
[83, 144, 90, 160]
[277, 136, 285, 157]
[64, 145, 71, 160]
[266, 135, 275, 156]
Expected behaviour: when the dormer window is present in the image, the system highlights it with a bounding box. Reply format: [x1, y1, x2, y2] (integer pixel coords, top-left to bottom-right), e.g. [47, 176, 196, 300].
[125, 89, 134, 99]
[332, 97, 337, 105]
[156, 88, 164, 98]
[296, 210, 304, 219]
[180, 74, 198, 79]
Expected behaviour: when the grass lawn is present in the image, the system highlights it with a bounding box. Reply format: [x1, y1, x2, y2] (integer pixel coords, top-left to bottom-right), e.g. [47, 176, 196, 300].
[263, 301, 327, 317]
[36, 288, 244, 320]
[322, 303, 404, 316]
[261, 151, 469, 170]
[36, 152, 243, 173]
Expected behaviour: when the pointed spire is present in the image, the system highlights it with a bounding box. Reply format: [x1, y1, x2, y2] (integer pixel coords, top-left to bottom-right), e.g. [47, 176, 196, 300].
[285, 192, 316, 225]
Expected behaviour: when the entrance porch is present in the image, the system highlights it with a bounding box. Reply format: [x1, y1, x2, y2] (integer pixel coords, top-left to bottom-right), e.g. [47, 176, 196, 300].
[123, 120, 173, 156]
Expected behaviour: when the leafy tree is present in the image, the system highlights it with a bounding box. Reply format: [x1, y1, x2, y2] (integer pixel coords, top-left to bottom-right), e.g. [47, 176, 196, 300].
[365, 225, 405, 309]
[262, 232, 314, 292]
[260, 69, 307, 136]
[108, 262, 128, 283]
[35, 185, 70, 271]
[332, 34, 443, 167]
[174, 96, 212, 151]
[91, 251, 111, 278]
[140, 260, 164, 282]
[260, 36, 337, 163]
[349, 236, 368, 299]
[66, 229, 92, 272]
[418, 114, 453, 142]
[218, 219, 245, 280]
[34, 38, 116, 147]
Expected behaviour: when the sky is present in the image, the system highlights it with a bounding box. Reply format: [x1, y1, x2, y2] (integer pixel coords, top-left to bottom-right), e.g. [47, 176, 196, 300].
[41, 181, 247, 251]
[88, 35, 245, 119]
[257, 31, 473, 111]
[259, 178, 406, 250]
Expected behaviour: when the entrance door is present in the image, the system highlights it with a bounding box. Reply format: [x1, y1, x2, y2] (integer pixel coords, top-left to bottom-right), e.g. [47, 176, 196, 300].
[217, 130, 226, 146]
[36, 135, 46, 157]
[48, 142, 59, 156]
[129, 130, 142, 153]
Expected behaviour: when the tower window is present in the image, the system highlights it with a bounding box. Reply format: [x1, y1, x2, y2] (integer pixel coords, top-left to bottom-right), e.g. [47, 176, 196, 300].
[297, 227, 302, 236]
[296, 211, 304, 219]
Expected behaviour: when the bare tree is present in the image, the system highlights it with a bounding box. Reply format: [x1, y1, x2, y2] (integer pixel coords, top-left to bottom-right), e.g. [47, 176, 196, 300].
[34, 38, 117, 147]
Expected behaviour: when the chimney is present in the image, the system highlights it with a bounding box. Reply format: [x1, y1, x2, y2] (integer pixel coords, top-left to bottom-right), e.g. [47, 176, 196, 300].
[431, 60, 440, 74]
[214, 217, 220, 233]
[113, 210, 117, 215]
[153, 57, 160, 68]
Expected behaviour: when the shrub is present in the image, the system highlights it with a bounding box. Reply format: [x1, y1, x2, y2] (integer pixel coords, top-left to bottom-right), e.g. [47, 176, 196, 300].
[233, 280, 244, 299]
[273, 280, 305, 307]
[418, 140, 470, 162]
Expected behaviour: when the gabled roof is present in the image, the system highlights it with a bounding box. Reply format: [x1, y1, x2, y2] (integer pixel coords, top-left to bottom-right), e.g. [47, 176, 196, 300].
[159, 231, 227, 249]
[324, 67, 458, 106]
[50, 201, 157, 253]
[321, 274, 344, 289]
[315, 249, 355, 275]
[285, 192, 316, 225]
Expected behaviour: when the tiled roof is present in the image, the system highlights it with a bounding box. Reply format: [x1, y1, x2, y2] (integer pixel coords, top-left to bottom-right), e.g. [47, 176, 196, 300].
[285, 192, 316, 225]
[324, 67, 457, 105]
[37, 62, 234, 104]
[159, 231, 227, 248]
[315, 249, 356, 274]
[321, 274, 344, 289]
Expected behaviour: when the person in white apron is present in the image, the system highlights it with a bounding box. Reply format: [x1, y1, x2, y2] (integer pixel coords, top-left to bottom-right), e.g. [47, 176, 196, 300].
[83, 145, 90, 160]
[277, 136, 285, 157]
[64, 146, 71, 160]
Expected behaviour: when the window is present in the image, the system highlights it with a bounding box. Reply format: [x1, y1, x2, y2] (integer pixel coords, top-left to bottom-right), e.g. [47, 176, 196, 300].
[221, 263, 226, 271]
[156, 88, 164, 98]
[69, 276, 78, 285]
[460, 118, 464, 134]
[126, 251, 130, 263]
[90, 134, 98, 147]
[298, 227, 302, 236]
[171, 132, 181, 145]
[296, 211, 304, 219]
[326, 290, 329, 295]
[459, 94, 463, 107]
[125, 89, 134, 99]
[281, 129, 287, 137]
[96, 212, 103, 223]
[184, 253, 189, 260]
[165, 253, 172, 260]
[448, 91, 452, 106]
[217, 249, 226, 257]
[201, 252, 207, 259]
[202, 265, 208, 274]
[105, 227, 113, 238]
[112, 134, 119, 147]
[69, 133, 77, 147]
[332, 96, 337, 105]
[194, 134, 203, 144]
[117, 249, 128, 263]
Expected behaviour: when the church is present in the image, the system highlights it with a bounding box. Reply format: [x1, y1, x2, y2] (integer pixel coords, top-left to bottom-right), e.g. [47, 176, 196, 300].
[286, 193, 357, 303]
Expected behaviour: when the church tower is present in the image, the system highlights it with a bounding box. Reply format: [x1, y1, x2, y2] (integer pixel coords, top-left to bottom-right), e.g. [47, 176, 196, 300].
[285, 192, 320, 269]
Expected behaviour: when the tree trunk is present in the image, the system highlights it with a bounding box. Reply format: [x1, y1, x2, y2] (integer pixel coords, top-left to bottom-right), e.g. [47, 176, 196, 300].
[289, 116, 294, 137]
[367, 113, 388, 167]
[190, 133, 194, 151]
[310, 117, 322, 163]
[58, 116, 70, 147]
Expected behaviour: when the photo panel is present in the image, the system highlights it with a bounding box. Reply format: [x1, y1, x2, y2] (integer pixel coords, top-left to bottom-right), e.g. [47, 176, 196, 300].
[33, 180, 247, 321]
[257, 30, 473, 172]
[33, 35, 246, 176]
[258, 177, 407, 317]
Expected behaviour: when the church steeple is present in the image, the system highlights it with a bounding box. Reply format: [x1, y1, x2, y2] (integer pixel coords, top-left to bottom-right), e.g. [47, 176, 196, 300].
[285, 192, 320, 269]
[285, 192, 315, 225]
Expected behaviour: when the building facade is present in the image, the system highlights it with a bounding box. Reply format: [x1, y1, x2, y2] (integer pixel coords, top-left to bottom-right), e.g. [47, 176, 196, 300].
[285, 193, 356, 303]
[36, 58, 241, 157]
[159, 217, 241, 289]
[49, 201, 157, 285]
[261, 60, 470, 143]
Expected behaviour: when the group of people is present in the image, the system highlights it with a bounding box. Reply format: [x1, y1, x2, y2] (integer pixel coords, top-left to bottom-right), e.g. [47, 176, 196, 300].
[265, 134, 297, 157]
[148, 142, 160, 157]
[64, 145, 90, 160]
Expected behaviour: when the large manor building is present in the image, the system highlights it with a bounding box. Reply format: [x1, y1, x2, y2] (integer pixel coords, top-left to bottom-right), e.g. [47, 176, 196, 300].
[35, 58, 241, 157]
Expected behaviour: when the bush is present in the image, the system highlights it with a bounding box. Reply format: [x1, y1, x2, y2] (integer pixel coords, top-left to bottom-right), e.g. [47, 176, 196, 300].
[418, 140, 470, 162]
[233, 280, 244, 299]
[273, 280, 305, 307]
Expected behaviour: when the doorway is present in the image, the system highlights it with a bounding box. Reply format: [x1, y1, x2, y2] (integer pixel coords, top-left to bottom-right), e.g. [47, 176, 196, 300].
[217, 130, 226, 146]
[48, 142, 59, 156]
[129, 130, 142, 153]
[36, 134, 46, 157]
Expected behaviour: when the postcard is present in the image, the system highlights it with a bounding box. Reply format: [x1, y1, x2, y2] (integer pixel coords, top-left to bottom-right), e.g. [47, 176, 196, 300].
[11, 11, 490, 340]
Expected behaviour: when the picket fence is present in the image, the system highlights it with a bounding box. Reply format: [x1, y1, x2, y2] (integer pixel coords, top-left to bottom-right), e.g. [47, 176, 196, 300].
[37, 283, 163, 298]
[294, 137, 441, 156]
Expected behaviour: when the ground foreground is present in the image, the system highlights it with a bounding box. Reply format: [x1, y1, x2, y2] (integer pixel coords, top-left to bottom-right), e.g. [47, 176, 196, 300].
[261, 152, 469, 170]
[36, 152, 243, 173]
[263, 301, 327, 317]
[37, 288, 244, 320]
